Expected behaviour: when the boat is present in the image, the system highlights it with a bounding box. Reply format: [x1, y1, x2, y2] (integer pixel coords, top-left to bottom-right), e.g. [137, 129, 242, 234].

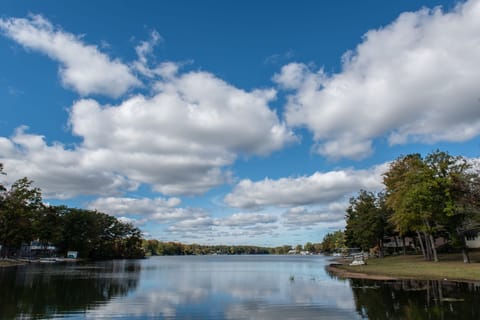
[39, 258, 57, 264]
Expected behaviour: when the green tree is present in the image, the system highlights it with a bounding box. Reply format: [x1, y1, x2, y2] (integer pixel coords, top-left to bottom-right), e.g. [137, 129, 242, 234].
[383, 150, 480, 262]
[0, 163, 5, 192]
[321, 230, 345, 253]
[345, 191, 392, 257]
[425, 151, 480, 263]
[62, 208, 144, 259]
[304, 242, 315, 253]
[62, 208, 99, 258]
[384, 154, 440, 261]
[35, 205, 65, 250]
[0, 177, 43, 257]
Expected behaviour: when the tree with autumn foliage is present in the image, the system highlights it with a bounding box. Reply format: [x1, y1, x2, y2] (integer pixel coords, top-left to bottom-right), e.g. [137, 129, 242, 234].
[383, 151, 480, 262]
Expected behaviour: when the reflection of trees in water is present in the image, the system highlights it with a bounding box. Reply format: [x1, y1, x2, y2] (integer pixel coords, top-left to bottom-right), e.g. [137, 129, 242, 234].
[350, 278, 480, 320]
[0, 261, 140, 319]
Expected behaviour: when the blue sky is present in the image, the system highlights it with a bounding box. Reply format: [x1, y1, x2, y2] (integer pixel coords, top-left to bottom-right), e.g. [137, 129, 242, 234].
[1, 0, 479, 246]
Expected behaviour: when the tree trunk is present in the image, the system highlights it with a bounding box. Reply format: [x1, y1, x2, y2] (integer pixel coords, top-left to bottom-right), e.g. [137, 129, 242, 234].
[378, 239, 384, 258]
[423, 232, 433, 261]
[422, 219, 438, 262]
[429, 233, 439, 262]
[424, 219, 438, 262]
[462, 248, 470, 264]
[402, 236, 406, 255]
[457, 228, 470, 263]
[417, 231, 427, 260]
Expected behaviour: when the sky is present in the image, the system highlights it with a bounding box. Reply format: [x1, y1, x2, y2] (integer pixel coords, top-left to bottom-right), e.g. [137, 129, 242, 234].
[1, 0, 480, 247]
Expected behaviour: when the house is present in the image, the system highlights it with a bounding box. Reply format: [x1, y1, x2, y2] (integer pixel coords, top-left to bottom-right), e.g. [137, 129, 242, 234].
[67, 251, 78, 259]
[20, 240, 57, 258]
[383, 236, 415, 249]
[465, 231, 480, 249]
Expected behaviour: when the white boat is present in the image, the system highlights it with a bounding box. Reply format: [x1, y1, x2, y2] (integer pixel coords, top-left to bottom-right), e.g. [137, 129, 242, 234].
[39, 258, 57, 264]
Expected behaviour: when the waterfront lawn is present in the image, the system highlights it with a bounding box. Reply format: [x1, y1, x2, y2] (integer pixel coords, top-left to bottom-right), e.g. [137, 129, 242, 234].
[0, 260, 20, 267]
[337, 252, 480, 281]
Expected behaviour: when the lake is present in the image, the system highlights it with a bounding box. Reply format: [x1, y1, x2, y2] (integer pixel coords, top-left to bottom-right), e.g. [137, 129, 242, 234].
[1, 255, 479, 319]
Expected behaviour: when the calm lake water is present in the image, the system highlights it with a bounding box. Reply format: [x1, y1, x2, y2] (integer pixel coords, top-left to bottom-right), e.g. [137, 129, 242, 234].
[1, 255, 480, 319]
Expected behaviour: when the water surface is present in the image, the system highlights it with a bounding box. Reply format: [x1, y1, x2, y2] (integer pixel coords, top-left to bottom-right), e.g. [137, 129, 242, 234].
[1, 255, 479, 319]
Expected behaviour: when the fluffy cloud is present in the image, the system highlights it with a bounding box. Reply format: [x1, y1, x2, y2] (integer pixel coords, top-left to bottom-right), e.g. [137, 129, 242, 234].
[167, 212, 279, 233]
[149, 210, 280, 243]
[282, 206, 345, 228]
[276, 0, 480, 159]
[0, 14, 139, 97]
[217, 213, 277, 227]
[0, 127, 138, 199]
[132, 30, 163, 78]
[224, 164, 387, 209]
[0, 64, 294, 198]
[87, 196, 181, 217]
[87, 196, 215, 234]
[168, 216, 215, 233]
[65, 70, 294, 195]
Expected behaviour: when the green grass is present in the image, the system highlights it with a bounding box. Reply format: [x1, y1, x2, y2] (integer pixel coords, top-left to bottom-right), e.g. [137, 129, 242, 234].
[337, 252, 480, 281]
[0, 260, 20, 267]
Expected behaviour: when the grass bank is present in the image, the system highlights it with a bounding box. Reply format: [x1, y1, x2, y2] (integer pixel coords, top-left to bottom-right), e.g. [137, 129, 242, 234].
[330, 252, 480, 282]
[0, 259, 26, 268]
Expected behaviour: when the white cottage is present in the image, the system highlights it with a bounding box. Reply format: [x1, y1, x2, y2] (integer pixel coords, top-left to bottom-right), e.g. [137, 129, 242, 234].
[466, 232, 480, 249]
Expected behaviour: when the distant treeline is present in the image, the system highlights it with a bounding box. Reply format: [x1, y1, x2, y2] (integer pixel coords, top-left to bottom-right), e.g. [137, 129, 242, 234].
[143, 240, 323, 256]
[0, 164, 144, 259]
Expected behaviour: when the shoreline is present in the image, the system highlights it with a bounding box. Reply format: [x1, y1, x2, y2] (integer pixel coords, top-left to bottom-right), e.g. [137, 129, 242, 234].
[0, 259, 28, 268]
[326, 263, 398, 280]
[0, 257, 83, 268]
[326, 253, 480, 283]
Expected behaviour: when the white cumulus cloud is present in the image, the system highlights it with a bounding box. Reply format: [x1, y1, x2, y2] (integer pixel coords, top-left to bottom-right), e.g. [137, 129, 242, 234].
[0, 62, 295, 197]
[276, 0, 480, 159]
[224, 164, 387, 209]
[65, 69, 295, 195]
[282, 206, 345, 228]
[87, 196, 181, 217]
[0, 127, 138, 199]
[216, 213, 278, 227]
[0, 14, 140, 97]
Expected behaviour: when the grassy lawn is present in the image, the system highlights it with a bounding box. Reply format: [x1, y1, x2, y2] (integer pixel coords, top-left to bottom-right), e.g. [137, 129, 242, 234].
[0, 259, 26, 267]
[337, 252, 480, 281]
[0, 260, 15, 267]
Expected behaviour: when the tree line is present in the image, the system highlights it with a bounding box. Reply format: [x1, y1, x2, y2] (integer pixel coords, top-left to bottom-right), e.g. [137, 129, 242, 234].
[0, 164, 144, 259]
[143, 240, 272, 255]
[324, 150, 480, 263]
[143, 240, 324, 256]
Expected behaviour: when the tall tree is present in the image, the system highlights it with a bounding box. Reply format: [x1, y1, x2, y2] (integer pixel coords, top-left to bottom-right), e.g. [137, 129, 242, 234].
[0, 163, 5, 192]
[426, 151, 480, 263]
[321, 230, 345, 253]
[34, 205, 65, 249]
[0, 177, 43, 256]
[345, 191, 392, 257]
[384, 151, 480, 262]
[384, 154, 440, 261]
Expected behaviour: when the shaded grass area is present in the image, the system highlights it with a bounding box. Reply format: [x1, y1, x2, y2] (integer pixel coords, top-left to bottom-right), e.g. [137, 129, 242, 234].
[335, 252, 480, 281]
[0, 259, 25, 267]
